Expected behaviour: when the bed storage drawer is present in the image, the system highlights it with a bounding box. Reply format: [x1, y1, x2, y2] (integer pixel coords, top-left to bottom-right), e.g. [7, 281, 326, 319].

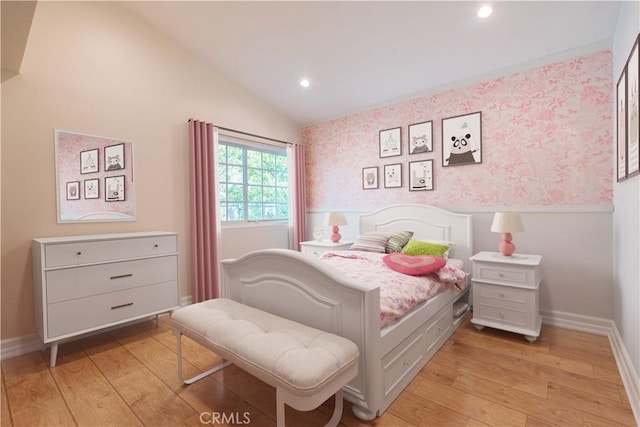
[382, 304, 452, 397]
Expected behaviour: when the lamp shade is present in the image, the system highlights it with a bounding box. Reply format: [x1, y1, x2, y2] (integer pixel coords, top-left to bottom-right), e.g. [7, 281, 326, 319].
[324, 212, 347, 226]
[491, 212, 524, 233]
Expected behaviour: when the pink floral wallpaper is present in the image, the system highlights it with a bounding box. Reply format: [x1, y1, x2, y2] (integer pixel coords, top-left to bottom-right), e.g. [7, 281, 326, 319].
[303, 50, 613, 210]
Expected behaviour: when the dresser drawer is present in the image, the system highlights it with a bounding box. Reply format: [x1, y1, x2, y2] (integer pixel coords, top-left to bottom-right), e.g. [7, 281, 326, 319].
[44, 235, 177, 268]
[46, 281, 178, 339]
[45, 256, 177, 303]
[474, 304, 529, 329]
[473, 262, 538, 288]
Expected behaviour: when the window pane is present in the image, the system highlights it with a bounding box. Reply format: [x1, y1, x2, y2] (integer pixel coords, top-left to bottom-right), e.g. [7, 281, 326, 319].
[227, 184, 244, 202]
[219, 203, 228, 221]
[247, 203, 262, 220]
[263, 204, 276, 219]
[263, 153, 276, 169]
[247, 150, 261, 168]
[218, 145, 227, 163]
[263, 169, 275, 186]
[219, 183, 227, 201]
[247, 168, 262, 185]
[218, 165, 227, 183]
[276, 170, 288, 186]
[263, 186, 276, 202]
[247, 185, 262, 202]
[227, 203, 244, 221]
[276, 188, 288, 203]
[276, 155, 287, 169]
[228, 166, 244, 183]
[227, 146, 243, 165]
[277, 204, 288, 218]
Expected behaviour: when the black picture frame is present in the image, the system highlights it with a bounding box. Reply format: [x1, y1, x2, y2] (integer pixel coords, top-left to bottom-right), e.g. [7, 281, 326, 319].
[362, 166, 379, 189]
[379, 127, 401, 158]
[84, 178, 99, 199]
[408, 160, 433, 191]
[617, 67, 628, 182]
[408, 121, 433, 154]
[66, 181, 80, 200]
[104, 143, 125, 171]
[105, 175, 125, 201]
[625, 33, 640, 178]
[80, 148, 99, 174]
[383, 163, 402, 188]
[442, 111, 482, 167]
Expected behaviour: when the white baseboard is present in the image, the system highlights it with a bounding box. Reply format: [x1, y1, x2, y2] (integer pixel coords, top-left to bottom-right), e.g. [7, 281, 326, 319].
[542, 310, 640, 425]
[180, 295, 193, 306]
[0, 334, 44, 361]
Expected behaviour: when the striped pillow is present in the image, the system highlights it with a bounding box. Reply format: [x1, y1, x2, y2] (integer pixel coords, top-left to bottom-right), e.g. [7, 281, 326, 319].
[365, 231, 414, 253]
[349, 235, 389, 253]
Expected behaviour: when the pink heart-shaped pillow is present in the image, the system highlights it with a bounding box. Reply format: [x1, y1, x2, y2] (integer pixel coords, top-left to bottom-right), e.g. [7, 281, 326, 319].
[383, 253, 446, 276]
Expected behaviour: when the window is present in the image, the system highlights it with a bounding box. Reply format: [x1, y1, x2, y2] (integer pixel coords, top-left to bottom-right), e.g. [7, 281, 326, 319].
[218, 140, 289, 222]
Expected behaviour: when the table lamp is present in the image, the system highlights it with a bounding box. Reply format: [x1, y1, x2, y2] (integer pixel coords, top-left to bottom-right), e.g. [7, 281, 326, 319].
[491, 212, 524, 256]
[324, 212, 347, 243]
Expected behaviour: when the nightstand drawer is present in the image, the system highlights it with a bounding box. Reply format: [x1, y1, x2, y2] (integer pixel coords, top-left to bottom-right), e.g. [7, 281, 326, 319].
[473, 263, 538, 288]
[474, 304, 528, 328]
[475, 283, 528, 305]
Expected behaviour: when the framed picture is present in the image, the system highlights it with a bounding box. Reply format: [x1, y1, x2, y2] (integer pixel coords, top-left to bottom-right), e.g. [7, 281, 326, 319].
[84, 178, 99, 199]
[617, 68, 628, 182]
[384, 163, 402, 188]
[104, 143, 125, 171]
[362, 166, 379, 189]
[442, 111, 482, 167]
[80, 148, 99, 174]
[409, 160, 433, 191]
[105, 175, 125, 201]
[379, 127, 401, 158]
[66, 181, 80, 200]
[626, 34, 639, 178]
[408, 121, 433, 154]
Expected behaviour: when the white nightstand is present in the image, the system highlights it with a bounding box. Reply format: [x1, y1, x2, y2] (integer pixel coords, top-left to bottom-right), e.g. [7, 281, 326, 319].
[300, 240, 353, 258]
[470, 251, 542, 342]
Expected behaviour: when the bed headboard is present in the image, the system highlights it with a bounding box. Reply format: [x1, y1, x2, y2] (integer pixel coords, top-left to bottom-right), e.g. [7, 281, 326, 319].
[359, 204, 473, 272]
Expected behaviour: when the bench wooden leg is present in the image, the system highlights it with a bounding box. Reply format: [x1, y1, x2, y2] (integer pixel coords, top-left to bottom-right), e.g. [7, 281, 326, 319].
[176, 330, 231, 384]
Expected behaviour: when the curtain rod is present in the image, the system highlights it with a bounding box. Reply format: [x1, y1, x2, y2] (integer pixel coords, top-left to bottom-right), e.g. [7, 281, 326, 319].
[188, 119, 293, 145]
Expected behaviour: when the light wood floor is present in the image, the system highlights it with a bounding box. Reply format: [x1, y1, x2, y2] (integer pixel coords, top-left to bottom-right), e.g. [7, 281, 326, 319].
[1, 314, 635, 427]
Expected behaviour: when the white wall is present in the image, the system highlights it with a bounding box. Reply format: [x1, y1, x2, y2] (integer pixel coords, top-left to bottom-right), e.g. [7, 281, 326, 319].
[612, 0, 640, 382]
[308, 208, 614, 319]
[220, 223, 290, 260]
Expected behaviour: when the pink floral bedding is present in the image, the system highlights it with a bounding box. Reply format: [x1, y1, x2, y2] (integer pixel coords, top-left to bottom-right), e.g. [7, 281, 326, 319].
[321, 251, 467, 328]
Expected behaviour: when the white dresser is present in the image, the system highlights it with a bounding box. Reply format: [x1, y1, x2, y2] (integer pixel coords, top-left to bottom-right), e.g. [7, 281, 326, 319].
[470, 251, 542, 342]
[32, 231, 180, 366]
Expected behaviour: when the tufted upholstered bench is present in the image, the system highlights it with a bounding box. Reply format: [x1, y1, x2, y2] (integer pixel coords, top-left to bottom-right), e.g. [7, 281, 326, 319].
[171, 298, 359, 427]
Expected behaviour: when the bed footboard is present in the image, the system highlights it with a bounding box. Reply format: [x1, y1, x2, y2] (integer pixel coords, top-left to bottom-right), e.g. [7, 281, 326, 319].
[220, 249, 382, 415]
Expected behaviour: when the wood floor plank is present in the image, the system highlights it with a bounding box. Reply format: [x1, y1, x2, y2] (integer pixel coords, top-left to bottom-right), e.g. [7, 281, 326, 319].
[388, 389, 470, 426]
[409, 374, 528, 426]
[546, 382, 636, 426]
[1, 371, 13, 427]
[452, 372, 584, 426]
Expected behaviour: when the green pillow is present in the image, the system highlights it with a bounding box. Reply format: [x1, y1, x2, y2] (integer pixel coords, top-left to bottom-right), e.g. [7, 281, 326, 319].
[401, 239, 449, 257]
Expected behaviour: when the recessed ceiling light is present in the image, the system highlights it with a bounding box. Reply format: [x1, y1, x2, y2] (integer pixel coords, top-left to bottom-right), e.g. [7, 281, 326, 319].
[300, 78, 310, 88]
[477, 5, 493, 18]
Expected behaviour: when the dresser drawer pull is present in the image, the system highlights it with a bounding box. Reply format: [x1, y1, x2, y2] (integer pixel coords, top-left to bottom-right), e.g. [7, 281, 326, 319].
[154, 244, 159, 248]
[110, 273, 133, 280]
[76, 252, 82, 256]
[499, 312, 505, 319]
[499, 292, 505, 298]
[111, 302, 134, 310]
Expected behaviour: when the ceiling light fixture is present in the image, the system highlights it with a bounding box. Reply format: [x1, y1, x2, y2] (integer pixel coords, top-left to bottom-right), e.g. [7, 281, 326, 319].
[477, 5, 493, 18]
[300, 78, 310, 88]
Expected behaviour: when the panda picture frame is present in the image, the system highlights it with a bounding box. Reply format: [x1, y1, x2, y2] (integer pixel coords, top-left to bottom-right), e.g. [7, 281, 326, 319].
[408, 121, 433, 154]
[409, 160, 433, 191]
[442, 111, 482, 167]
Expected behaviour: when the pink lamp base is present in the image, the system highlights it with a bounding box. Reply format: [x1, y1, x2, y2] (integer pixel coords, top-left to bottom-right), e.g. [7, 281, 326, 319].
[330, 225, 342, 243]
[498, 232, 515, 256]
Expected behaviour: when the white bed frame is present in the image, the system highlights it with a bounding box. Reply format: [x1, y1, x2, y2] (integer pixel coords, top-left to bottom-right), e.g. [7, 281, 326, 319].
[220, 204, 473, 420]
